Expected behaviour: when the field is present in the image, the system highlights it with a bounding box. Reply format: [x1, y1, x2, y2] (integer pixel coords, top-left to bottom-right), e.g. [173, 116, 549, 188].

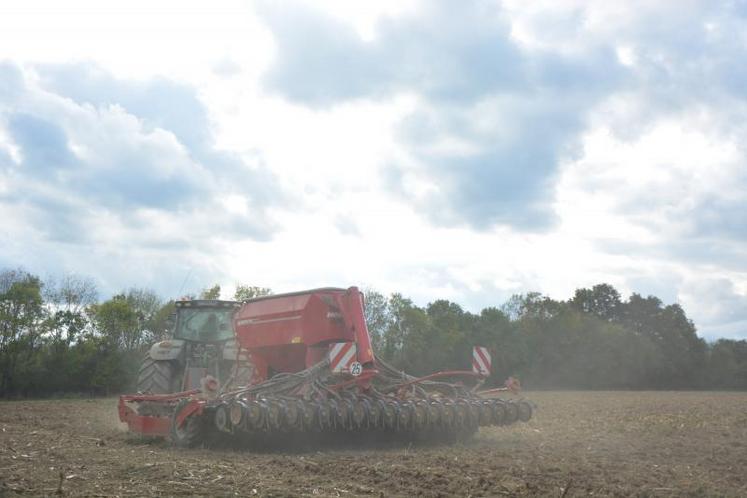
[1, 392, 746, 497]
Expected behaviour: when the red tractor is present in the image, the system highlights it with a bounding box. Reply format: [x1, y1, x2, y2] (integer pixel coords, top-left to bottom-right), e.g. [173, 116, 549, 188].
[119, 287, 531, 447]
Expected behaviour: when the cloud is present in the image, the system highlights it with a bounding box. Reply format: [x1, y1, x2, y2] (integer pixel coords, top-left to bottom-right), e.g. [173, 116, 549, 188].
[0, 61, 282, 295]
[678, 277, 747, 340]
[259, 0, 628, 231]
[1, 62, 281, 237]
[258, 1, 747, 234]
[8, 113, 77, 170]
[0, 61, 23, 101]
[39, 64, 212, 153]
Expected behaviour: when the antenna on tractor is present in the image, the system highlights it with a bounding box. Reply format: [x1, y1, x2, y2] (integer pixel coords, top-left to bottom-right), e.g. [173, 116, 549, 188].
[177, 267, 193, 296]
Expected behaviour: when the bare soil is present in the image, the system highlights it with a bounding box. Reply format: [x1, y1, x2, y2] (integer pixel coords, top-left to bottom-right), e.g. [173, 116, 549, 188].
[1, 391, 746, 497]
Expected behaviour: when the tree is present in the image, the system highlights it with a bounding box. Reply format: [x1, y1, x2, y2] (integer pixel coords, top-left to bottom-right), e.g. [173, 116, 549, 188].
[618, 294, 706, 388]
[363, 289, 392, 354]
[43, 274, 97, 344]
[502, 292, 564, 321]
[150, 300, 176, 339]
[707, 339, 747, 388]
[233, 284, 272, 301]
[570, 284, 622, 321]
[0, 269, 46, 395]
[124, 288, 163, 345]
[201, 284, 221, 300]
[89, 295, 142, 351]
[378, 294, 427, 368]
[44, 274, 98, 313]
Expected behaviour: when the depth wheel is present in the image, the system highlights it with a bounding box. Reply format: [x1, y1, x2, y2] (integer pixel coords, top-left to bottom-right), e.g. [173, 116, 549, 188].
[170, 400, 204, 448]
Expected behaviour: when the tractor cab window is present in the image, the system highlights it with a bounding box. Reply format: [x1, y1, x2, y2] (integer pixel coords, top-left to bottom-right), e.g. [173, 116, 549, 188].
[175, 308, 234, 342]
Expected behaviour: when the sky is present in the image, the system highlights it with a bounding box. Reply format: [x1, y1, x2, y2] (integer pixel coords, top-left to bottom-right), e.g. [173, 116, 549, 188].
[0, 0, 746, 341]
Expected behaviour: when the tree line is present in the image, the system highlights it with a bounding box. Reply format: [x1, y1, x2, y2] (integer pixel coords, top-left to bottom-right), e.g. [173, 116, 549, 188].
[366, 285, 746, 389]
[1, 268, 745, 397]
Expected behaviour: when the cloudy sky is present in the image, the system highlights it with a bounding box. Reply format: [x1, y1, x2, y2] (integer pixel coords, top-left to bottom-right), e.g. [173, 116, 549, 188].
[1, 0, 746, 340]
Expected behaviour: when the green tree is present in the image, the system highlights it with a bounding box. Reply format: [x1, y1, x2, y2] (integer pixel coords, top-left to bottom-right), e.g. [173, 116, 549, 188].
[150, 300, 176, 339]
[0, 269, 46, 396]
[89, 295, 142, 351]
[379, 294, 429, 369]
[233, 284, 272, 301]
[618, 294, 706, 388]
[201, 284, 221, 300]
[707, 339, 747, 388]
[363, 289, 392, 354]
[570, 283, 622, 321]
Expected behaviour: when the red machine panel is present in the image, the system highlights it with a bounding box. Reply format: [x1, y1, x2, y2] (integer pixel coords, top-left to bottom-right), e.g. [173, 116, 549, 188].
[233, 287, 374, 378]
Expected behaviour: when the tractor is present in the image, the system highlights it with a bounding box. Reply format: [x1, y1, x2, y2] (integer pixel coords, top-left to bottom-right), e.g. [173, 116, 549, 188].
[136, 299, 251, 398]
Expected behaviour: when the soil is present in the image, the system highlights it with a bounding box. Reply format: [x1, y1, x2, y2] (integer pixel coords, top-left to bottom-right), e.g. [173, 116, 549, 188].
[1, 391, 746, 497]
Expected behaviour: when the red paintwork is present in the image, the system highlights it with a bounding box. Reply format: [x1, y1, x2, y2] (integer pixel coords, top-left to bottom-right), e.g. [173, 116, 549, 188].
[118, 397, 172, 436]
[118, 390, 203, 436]
[233, 287, 374, 381]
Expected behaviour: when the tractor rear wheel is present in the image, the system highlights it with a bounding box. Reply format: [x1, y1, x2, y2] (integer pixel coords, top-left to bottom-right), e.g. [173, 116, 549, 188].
[170, 399, 204, 448]
[137, 355, 177, 394]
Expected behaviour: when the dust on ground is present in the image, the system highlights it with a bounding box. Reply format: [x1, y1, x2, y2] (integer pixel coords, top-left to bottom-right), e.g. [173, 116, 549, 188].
[1, 391, 746, 497]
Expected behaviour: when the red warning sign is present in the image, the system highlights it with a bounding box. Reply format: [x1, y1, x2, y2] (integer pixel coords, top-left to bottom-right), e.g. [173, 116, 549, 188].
[329, 341, 358, 373]
[472, 346, 491, 376]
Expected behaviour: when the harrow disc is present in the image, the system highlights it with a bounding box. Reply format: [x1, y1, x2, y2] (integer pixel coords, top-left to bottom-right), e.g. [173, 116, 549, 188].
[441, 401, 456, 427]
[266, 400, 284, 430]
[381, 401, 397, 430]
[517, 400, 533, 422]
[490, 400, 506, 426]
[316, 400, 332, 431]
[283, 400, 302, 430]
[478, 401, 493, 426]
[428, 400, 443, 426]
[397, 402, 413, 430]
[503, 401, 519, 425]
[365, 398, 380, 428]
[245, 400, 265, 430]
[214, 403, 231, 433]
[351, 399, 368, 429]
[229, 401, 248, 428]
[412, 401, 429, 429]
[337, 399, 354, 430]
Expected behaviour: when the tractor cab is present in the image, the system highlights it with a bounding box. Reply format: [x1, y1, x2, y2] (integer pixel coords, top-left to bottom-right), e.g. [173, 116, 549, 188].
[137, 299, 251, 395]
[173, 299, 238, 343]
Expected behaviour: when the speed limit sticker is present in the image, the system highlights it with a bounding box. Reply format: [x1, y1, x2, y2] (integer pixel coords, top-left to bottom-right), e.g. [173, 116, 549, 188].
[349, 362, 362, 377]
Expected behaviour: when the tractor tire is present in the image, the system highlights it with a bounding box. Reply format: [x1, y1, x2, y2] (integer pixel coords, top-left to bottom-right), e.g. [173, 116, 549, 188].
[170, 399, 204, 448]
[136, 355, 177, 394]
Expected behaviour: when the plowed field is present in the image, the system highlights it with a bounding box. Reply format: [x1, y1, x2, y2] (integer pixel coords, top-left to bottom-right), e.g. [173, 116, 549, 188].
[2, 392, 746, 497]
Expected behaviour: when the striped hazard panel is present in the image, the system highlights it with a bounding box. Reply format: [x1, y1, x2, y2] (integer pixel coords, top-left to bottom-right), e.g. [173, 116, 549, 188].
[329, 342, 357, 373]
[472, 346, 491, 376]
